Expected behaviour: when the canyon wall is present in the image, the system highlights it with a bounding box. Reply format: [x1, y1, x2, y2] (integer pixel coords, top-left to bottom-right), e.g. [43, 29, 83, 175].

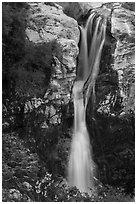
[26, 2, 135, 124]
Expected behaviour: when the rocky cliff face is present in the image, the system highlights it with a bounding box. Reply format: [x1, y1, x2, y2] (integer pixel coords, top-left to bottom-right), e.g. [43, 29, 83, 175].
[26, 2, 79, 125]
[56, 2, 135, 115]
[111, 3, 135, 114]
[26, 2, 135, 125]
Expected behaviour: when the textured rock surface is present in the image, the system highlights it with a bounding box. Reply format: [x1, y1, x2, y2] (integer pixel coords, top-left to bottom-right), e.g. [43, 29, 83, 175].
[111, 4, 135, 113]
[58, 2, 135, 114]
[26, 2, 79, 125]
[26, 2, 79, 69]
[26, 2, 135, 124]
[26, 1, 79, 79]
[56, 2, 103, 20]
[26, 2, 79, 43]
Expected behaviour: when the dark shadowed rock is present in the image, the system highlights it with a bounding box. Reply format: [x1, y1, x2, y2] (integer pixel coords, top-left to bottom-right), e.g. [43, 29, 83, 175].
[56, 2, 103, 20]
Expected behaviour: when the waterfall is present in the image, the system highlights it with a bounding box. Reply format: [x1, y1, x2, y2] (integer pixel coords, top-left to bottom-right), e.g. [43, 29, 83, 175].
[68, 13, 106, 194]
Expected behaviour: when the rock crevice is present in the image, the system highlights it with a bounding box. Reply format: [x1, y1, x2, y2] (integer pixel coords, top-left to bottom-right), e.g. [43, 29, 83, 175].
[26, 2, 135, 124]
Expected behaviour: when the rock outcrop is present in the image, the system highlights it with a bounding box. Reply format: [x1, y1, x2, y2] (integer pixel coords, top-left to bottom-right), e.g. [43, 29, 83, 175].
[26, 2, 79, 70]
[26, 2, 135, 125]
[26, 2, 79, 125]
[57, 2, 135, 115]
[111, 3, 135, 113]
[56, 2, 103, 21]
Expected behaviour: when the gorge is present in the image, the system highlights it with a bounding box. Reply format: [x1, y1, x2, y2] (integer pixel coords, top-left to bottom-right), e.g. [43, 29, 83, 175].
[2, 2, 135, 202]
[68, 12, 106, 194]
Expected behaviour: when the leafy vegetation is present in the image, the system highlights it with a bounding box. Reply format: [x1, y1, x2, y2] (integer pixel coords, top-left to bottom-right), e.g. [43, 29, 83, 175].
[2, 2, 135, 202]
[3, 2, 54, 101]
[2, 131, 134, 202]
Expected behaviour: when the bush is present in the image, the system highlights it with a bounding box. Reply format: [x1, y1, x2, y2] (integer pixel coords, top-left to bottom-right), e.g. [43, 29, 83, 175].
[2, 118, 134, 202]
[18, 102, 71, 177]
[31, 176, 134, 202]
[2, 132, 42, 201]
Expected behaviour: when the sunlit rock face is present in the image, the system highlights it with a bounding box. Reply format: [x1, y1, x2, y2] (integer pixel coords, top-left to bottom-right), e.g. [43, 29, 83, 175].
[59, 2, 135, 115]
[26, 2, 79, 125]
[96, 2, 135, 115]
[26, 2, 79, 43]
[26, 2, 79, 71]
[26, 2, 135, 124]
[111, 3, 135, 113]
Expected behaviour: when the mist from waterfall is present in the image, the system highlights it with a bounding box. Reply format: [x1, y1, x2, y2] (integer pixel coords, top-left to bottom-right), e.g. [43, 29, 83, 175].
[68, 12, 106, 194]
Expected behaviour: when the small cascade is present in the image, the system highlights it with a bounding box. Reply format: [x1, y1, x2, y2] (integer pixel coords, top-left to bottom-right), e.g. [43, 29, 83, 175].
[68, 13, 106, 194]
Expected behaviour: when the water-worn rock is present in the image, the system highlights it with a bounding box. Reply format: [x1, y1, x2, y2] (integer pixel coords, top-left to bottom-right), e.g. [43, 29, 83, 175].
[59, 2, 135, 114]
[26, 2, 135, 123]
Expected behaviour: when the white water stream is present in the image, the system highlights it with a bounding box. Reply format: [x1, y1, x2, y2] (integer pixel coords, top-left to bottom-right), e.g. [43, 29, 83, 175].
[68, 13, 106, 194]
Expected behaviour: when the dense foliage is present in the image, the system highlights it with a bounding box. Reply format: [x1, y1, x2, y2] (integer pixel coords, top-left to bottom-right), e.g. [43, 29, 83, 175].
[3, 2, 54, 100]
[3, 131, 134, 202]
[2, 2, 135, 202]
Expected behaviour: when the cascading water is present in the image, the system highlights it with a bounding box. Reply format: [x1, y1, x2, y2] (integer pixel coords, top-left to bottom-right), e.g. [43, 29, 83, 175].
[68, 12, 106, 194]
